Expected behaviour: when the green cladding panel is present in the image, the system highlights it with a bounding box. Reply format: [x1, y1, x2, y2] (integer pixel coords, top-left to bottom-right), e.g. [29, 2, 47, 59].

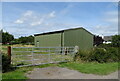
[35, 28, 93, 50]
[64, 28, 93, 50]
[35, 33, 62, 47]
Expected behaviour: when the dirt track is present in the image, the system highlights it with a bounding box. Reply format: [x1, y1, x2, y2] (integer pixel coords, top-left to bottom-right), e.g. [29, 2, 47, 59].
[26, 66, 118, 79]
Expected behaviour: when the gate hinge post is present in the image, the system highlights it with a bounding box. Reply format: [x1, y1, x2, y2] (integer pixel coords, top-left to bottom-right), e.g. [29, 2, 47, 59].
[8, 46, 11, 64]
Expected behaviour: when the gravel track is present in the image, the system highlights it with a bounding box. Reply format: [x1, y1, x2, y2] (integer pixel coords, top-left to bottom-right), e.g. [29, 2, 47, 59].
[26, 66, 119, 79]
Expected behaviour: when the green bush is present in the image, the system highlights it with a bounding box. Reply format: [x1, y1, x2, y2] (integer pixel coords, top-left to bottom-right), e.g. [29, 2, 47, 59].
[74, 50, 91, 62]
[111, 35, 120, 47]
[118, 48, 120, 60]
[105, 47, 119, 62]
[2, 53, 12, 73]
[89, 48, 108, 63]
[75, 47, 119, 63]
[98, 44, 112, 48]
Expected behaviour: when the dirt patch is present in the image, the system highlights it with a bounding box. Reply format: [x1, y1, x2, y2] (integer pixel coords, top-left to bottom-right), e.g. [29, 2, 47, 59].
[26, 66, 118, 79]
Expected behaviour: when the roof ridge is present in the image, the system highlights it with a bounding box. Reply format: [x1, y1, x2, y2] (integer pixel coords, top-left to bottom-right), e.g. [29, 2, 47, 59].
[34, 27, 93, 36]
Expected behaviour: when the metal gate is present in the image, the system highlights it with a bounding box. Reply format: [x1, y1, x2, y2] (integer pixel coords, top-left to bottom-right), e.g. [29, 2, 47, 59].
[11, 47, 75, 67]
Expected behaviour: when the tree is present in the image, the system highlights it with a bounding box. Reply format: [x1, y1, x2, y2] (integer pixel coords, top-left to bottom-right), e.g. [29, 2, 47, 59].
[0, 30, 2, 43]
[18, 36, 28, 43]
[111, 35, 120, 47]
[17, 35, 34, 44]
[28, 35, 34, 43]
[2, 31, 14, 44]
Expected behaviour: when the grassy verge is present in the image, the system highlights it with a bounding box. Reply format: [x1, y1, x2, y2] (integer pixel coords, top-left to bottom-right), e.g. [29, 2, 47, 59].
[2, 63, 55, 79]
[2, 62, 119, 79]
[58, 62, 119, 75]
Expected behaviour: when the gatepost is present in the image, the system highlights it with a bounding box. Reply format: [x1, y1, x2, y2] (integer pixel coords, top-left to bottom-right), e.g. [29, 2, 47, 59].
[73, 46, 79, 61]
[8, 46, 11, 64]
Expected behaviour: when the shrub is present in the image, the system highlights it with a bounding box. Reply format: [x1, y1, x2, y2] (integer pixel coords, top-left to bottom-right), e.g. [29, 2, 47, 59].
[74, 50, 91, 62]
[98, 44, 112, 48]
[118, 48, 120, 61]
[105, 47, 119, 62]
[89, 48, 108, 63]
[78, 50, 91, 62]
[74, 47, 119, 63]
[2, 53, 12, 73]
[111, 35, 120, 47]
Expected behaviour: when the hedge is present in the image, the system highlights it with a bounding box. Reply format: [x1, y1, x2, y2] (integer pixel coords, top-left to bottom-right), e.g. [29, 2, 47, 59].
[75, 47, 119, 63]
[2, 53, 13, 73]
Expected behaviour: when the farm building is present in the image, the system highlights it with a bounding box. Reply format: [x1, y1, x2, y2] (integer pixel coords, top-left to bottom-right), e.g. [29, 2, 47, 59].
[103, 36, 112, 44]
[34, 27, 93, 50]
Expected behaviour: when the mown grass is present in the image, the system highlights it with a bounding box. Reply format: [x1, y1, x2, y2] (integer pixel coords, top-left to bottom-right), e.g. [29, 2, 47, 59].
[58, 62, 119, 75]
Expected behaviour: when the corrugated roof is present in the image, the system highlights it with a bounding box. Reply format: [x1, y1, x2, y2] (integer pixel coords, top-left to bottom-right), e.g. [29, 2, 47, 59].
[34, 27, 93, 36]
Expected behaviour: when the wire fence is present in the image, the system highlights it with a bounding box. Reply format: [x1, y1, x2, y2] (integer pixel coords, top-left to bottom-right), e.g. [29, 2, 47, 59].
[11, 47, 75, 67]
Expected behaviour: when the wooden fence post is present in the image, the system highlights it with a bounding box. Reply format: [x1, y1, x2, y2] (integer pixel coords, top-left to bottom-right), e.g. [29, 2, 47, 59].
[8, 46, 11, 64]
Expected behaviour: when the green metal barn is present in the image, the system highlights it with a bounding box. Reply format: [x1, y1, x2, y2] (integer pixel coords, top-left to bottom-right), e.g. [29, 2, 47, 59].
[34, 27, 93, 50]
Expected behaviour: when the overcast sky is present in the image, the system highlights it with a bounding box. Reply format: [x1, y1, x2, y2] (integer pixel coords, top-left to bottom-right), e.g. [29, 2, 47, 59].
[1, 2, 118, 38]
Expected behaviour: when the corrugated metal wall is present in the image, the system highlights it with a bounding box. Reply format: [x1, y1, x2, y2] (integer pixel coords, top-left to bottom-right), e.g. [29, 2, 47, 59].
[64, 29, 82, 47]
[35, 33, 62, 47]
[81, 29, 93, 49]
[35, 28, 93, 50]
[64, 28, 93, 50]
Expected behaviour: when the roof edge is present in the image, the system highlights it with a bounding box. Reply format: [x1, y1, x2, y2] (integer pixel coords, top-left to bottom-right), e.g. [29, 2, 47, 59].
[34, 27, 94, 36]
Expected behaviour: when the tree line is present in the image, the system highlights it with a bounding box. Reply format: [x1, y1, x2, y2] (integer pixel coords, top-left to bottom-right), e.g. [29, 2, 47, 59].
[1, 30, 34, 45]
[0, 30, 120, 47]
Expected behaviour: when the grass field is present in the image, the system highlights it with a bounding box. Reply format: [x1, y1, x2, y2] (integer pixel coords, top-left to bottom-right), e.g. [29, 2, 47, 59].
[2, 44, 74, 66]
[2, 44, 34, 53]
[11, 49, 74, 66]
